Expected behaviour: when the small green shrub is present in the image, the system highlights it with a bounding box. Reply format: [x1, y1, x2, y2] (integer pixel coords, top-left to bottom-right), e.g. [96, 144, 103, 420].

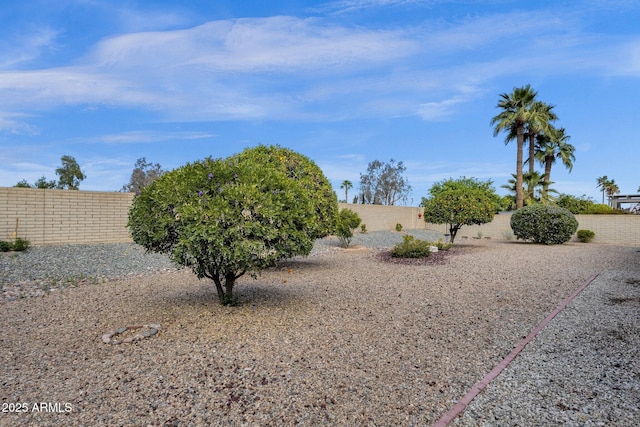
[11, 238, 30, 251]
[335, 208, 362, 248]
[577, 229, 595, 243]
[395, 223, 403, 232]
[0, 239, 30, 252]
[432, 238, 452, 251]
[360, 224, 367, 234]
[391, 235, 431, 258]
[510, 204, 578, 245]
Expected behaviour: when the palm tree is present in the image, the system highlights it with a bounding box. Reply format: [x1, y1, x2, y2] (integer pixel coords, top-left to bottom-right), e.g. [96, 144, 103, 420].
[491, 84, 537, 209]
[340, 180, 353, 203]
[535, 126, 575, 200]
[604, 179, 620, 206]
[596, 176, 610, 204]
[509, 101, 558, 199]
[501, 171, 551, 206]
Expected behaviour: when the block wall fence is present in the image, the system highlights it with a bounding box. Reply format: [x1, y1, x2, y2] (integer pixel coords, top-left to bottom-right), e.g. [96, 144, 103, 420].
[1, 187, 639, 246]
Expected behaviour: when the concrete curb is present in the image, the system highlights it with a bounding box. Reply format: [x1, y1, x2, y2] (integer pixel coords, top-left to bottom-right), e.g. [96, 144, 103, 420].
[432, 271, 602, 426]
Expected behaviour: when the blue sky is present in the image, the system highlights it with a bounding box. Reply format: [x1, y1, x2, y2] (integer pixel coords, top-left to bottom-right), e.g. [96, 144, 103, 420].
[1, 0, 639, 204]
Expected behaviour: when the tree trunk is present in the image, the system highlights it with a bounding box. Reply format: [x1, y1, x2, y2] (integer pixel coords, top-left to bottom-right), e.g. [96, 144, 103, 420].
[515, 125, 525, 209]
[212, 274, 236, 305]
[543, 156, 553, 200]
[448, 223, 461, 244]
[527, 132, 535, 199]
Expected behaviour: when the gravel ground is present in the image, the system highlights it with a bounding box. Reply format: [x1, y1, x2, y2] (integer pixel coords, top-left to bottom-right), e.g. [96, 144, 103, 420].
[0, 232, 638, 426]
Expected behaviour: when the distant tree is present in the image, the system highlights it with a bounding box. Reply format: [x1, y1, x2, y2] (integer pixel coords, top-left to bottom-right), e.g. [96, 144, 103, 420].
[421, 177, 498, 244]
[14, 176, 57, 189]
[604, 179, 620, 205]
[596, 176, 610, 204]
[121, 157, 165, 193]
[14, 180, 32, 188]
[34, 176, 57, 189]
[128, 145, 338, 305]
[358, 159, 411, 205]
[340, 180, 353, 204]
[55, 155, 85, 190]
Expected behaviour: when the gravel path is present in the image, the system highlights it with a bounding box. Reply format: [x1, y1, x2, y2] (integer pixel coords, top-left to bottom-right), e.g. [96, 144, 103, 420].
[1, 232, 638, 426]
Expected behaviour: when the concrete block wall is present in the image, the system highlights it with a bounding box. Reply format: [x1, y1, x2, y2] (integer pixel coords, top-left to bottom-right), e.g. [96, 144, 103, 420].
[1, 188, 638, 246]
[0, 188, 134, 246]
[340, 203, 640, 246]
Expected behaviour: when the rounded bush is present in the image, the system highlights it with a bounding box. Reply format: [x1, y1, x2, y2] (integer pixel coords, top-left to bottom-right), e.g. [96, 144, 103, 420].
[510, 204, 578, 245]
[127, 145, 338, 305]
[577, 229, 595, 243]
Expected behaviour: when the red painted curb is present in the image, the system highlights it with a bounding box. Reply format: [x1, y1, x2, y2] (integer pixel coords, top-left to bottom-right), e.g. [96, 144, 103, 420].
[432, 271, 601, 427]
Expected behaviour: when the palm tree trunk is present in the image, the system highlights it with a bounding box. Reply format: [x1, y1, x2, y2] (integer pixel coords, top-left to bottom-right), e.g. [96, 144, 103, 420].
[543, 156, 552, 200]
[527, 132, 535, 198]
[516, 125, 525, 209]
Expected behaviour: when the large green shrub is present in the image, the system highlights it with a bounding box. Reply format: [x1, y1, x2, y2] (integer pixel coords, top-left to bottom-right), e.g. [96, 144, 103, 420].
[128, 145, 338, 305]
[335, 208, 362, 248]
[510, 204, 578, 244]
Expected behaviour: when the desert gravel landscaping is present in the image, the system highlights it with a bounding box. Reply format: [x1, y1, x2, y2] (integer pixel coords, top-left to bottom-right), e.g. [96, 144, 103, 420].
[1, 235, 639, 426]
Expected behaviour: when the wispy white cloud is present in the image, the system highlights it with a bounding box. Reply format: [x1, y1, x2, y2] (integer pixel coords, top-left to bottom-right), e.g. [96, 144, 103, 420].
[311, 0, 439, 14]
[1, 9, 639, 130]
[0, 112, 39, 135]
[81, 130, 216, 144]
[0, 27, 59, 69]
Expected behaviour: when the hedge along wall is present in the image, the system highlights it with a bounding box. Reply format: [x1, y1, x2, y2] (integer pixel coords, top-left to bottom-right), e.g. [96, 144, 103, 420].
[1, 188, 639, 246]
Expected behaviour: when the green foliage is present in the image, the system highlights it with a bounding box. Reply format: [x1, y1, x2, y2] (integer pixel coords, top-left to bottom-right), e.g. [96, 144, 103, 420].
[34, 176, 57, 189]
[510, 204, 578, 244]
[432, 238, 452, 251]
[335, 208, 362, 248]
[391, 235, 431, 258]
[14, 176, 57, 189]
[421, 177, 498, 244]
[360, 224, 367, 234]
[0, 238, 30, 252]
[583, 204, 624, 214]
[577, 229, 595, 243]
[14, 180, 32, 188]
[555, 194, 596, 214]
[11, 238, 30, 251]
[128, 145, 338, 305]
[56, 155, 86, 190]
[395, 223, 403, 232]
